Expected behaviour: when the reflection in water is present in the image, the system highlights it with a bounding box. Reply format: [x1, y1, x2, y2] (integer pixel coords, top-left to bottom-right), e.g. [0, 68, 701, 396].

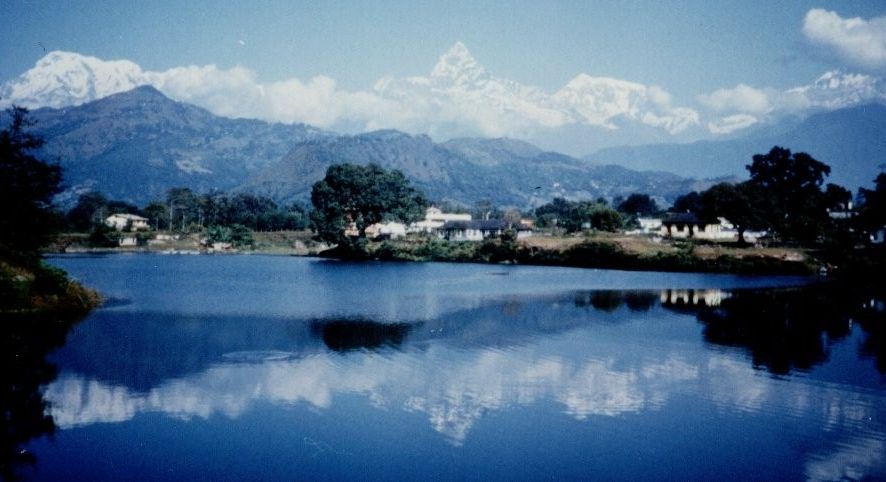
[310, 319, 414, 352]
[0, 314, 80, 480]
[23, 279, 886, 479]
[683, 286, 886, 375]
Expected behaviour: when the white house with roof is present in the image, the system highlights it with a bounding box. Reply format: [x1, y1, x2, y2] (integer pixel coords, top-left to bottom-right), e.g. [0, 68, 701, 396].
[410, 207, 472, 234]
[105, 213, 149, 231]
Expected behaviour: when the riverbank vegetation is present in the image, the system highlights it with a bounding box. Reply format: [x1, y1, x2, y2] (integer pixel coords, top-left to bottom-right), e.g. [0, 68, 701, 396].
[27, 96, 883, 279]
[1, 108, 100, 314]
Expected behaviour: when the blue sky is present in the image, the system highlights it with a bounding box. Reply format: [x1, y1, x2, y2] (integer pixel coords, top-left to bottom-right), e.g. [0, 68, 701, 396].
[2, 1, 886, 152]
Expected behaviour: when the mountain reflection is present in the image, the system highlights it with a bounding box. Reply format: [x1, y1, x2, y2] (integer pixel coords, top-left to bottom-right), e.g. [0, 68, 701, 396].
[0, 313, 80, 481]
[37, 284, 886, 455]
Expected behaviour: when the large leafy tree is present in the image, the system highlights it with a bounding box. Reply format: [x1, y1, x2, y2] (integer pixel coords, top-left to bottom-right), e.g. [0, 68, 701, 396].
[858, 173, 886, 234]
[698, 182, 766, 244]
[0, 107, 62, 264]
[746, 146, 832, 244]
[310, 163, 428, 245]
[616, 193, 659, 216]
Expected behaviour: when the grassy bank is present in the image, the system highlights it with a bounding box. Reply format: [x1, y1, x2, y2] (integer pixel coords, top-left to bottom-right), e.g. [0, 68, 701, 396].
[330, 233, 820, 276]
[52, 229, 830, 276]
[0, 258, 101, 315]
[52, 230, 330, 256]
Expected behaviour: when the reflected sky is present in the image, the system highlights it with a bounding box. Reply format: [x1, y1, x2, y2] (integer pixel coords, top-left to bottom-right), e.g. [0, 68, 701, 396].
[30, 254, 885, 480]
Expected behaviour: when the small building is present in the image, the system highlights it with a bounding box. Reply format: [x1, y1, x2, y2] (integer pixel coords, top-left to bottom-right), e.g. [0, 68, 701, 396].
[410, 207, 472, 234]
[439, 220, 509, 242]
[660, 213, 722, 239]
[365, 221, 408, 239]
[637, 217, 663, 233]
[118, 234, 138, 247]
[106, 213, 149, 231]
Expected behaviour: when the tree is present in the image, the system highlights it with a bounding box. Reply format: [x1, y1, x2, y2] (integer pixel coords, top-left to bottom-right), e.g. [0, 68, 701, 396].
[698, 182, 765, 244]
[672, 191, 702, 214]
[616, 193, 659, 216]
[858, 173, 886, 234]
[166, 187, 198, 232]
[534, 198, 621, 233]
[310, 163, 428, 246]
[65, 192, 109, 231]
[746, 146, 832, 244]
[143, 202, 169, 231]
[0, 107, 63, 264]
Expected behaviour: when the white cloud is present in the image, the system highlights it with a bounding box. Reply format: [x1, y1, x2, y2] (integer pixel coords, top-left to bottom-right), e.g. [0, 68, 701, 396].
[1, 44, 698, 142]
[708, 114, 759, 135]
[697, 84, 772, 115]
[803, 9, 886, 70]
[699, 70, 886, 135]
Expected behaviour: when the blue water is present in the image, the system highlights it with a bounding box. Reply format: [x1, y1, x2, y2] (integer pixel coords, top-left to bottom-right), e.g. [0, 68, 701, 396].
[12, 254, 886, 480]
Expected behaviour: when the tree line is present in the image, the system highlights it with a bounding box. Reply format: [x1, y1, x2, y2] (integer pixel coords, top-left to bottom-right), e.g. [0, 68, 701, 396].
[66, 189, 310, 234]
[4, 107, 886, 257]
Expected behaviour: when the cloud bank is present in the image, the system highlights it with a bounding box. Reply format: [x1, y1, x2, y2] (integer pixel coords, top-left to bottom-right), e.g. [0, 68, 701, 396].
[4, 19, 886, 145]
[0, 43, 699, 143]
[803, 9, 886, 71]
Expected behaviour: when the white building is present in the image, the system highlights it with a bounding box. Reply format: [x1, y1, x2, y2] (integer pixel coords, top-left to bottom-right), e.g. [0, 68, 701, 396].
[365, 222, 408, 239]
[106, 213, 149, 231]
[410, 207, 472, 233]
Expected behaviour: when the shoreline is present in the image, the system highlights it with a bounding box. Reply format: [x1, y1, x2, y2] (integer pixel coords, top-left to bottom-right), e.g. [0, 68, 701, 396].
[49, 233, 823, 277]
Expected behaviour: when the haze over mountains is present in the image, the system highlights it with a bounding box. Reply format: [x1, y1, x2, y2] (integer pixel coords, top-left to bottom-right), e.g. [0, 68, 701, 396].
[2, 48, 884, 207]
[19, 86, 701, 207]
[587, 103, 886, 191]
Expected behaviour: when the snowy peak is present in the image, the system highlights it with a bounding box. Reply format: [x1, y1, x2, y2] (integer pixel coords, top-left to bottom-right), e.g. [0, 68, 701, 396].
[785, 70, 886, 111]
[1, 50, 147, 109]
[430, 42, 488, 86]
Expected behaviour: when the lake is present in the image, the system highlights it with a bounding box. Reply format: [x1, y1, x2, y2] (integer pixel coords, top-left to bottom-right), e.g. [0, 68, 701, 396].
[5, 254, 886, 480]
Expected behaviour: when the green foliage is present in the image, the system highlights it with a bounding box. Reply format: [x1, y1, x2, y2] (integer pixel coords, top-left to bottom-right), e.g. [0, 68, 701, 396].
[534, 198, 622, 232]
[204, 224, 254, 248]
[746, 146, 834, 244]
[65, 192, 141, 231]
[143, 201, 168, 230]
[858, 173, 886, 233]
[672, 191, 702, 214]
[87, 223, 120, 247]
[698, 182, 766, 243]
[310, 163, 428, 244]
[0, 107, 63, 265]
[616, 193, 659, 216]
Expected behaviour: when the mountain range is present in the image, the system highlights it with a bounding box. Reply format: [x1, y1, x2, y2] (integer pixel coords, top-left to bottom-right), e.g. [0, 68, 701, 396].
[6, 75, 884, 208]
[19, 86, 705, 208]
[587, 103, 886, 190]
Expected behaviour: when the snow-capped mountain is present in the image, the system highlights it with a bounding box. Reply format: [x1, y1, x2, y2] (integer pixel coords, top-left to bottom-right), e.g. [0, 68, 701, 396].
[1, 45, 701, 150]
[0, 51, 148, 109]
[3, 44, 885, 158]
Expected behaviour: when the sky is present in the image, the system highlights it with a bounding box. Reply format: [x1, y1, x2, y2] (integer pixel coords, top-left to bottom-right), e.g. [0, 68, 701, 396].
[2, 0, 886, 153]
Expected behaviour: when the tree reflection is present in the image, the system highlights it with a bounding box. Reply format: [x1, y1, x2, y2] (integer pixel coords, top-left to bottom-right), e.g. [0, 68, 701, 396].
[311, 319, 414, 352]
[0, 313, 80, 480]
[690, 286, 886, 375]
[573, 290, 658, 313]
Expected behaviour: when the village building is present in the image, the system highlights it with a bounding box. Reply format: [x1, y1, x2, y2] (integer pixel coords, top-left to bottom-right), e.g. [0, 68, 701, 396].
[437, 219, 532, 241]
[659, 213, 722, 239]
[410, 207, 472, 233]
[105, 213, 149, 231]
[660, 213, 765, 242]
[365, 221, 408, 239]
[637, 217, 663, 233]
[439, 219, 508, 242]
[117, 234, 139, 247]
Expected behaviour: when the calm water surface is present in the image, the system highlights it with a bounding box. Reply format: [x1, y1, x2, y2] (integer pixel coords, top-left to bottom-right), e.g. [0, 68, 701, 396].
[6, 254, 886, 480]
